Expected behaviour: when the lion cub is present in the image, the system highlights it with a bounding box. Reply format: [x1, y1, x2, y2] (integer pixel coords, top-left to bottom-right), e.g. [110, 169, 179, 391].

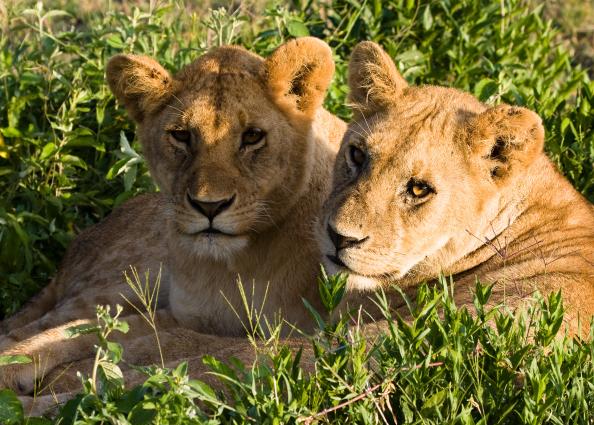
[0, 37, 345, 393]
[319, 41, 594, 332]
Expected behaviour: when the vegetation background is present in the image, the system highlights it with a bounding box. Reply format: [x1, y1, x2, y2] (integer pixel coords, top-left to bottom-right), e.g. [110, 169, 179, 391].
[0, 0, 594, 423]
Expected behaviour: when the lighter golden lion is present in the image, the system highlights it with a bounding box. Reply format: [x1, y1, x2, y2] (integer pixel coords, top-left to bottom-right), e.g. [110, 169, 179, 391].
[320, 41, 594, 332]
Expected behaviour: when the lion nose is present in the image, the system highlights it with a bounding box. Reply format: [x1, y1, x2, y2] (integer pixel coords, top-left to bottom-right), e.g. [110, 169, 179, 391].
[327, 224, 368, 251]
[187, 192, 236, 220]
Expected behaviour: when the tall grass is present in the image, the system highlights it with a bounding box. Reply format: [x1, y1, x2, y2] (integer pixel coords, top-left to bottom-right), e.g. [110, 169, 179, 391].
[4, 275, 594, 424]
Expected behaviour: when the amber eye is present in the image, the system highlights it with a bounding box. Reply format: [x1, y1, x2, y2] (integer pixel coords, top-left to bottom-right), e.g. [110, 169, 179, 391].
[348, 145, 366, 168]
[241, 127, 266, 147]
[170, 130, 191, 144]
[407, 180, 434, 199]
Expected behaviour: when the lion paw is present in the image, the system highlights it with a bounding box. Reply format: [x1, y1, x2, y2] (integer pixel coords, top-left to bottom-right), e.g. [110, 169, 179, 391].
[0, 362, 37, 395]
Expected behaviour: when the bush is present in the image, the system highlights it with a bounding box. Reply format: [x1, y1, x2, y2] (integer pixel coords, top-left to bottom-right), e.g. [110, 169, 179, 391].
[3, 275, 594, 424]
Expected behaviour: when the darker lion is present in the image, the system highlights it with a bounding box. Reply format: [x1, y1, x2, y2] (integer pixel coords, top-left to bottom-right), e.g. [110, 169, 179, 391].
[0, 37, 346, 394]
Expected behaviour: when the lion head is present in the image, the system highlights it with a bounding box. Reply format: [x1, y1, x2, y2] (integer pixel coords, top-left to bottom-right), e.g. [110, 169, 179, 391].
[318, 41, 546, 291]
[107, 37, 335, 260]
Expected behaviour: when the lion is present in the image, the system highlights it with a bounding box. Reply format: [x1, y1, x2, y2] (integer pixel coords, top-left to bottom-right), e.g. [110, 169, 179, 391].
[318, 41, 594, 332]
[0, 37, 346, 394]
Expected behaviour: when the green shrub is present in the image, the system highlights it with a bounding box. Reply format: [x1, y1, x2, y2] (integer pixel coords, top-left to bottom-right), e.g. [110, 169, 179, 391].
[3, 275, 593, 424]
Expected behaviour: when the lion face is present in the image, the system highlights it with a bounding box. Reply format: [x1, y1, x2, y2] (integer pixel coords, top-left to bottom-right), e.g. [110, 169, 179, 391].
[318, 42, 544, 290]
[107, 38, 335, 260]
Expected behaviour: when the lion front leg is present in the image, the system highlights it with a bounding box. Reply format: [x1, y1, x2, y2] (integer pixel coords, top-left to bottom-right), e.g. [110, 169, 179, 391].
[0, 311, 178, 394]
[19, 392, 74, 418]
[0, 319, 95, 394]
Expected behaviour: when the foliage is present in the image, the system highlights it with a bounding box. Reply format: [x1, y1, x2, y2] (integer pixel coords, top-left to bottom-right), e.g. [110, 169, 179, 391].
[2, 274, 594, 424]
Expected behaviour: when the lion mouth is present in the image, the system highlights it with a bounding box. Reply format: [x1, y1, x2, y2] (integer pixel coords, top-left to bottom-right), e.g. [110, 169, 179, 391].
[326, 254, 348, 269]
[326, 253, 398, 280]
[194, 227, 237, 237]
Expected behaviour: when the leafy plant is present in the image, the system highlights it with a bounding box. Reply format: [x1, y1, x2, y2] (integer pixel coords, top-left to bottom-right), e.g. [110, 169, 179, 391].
[2, 272, 592, 424]
[66, 304, 130, 396]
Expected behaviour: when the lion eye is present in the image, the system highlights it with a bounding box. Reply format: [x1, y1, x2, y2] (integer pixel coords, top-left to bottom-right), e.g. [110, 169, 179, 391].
[407, 180, 434, 199]
[170, 130, 191, 144]
[241, 127, 266, 147]
[412, 185, 429, 197]
[348, 145, 366, 168]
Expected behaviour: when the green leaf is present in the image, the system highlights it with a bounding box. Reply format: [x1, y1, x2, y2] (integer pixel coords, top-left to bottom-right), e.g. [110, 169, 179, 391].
[119, 131, 138, 157]
[0, 127, 22, 138]
[61, 154, 88, 169]
[317, 267, 348, 313]
[65, 135, 104, 152]
[99, 360, 124, 381]
[106, 157, 129, 180]
[395, 48, 424, 65]
[422, 5, 433, 30]
[0, 389, 23, 425]
[421, 388, 447, 412]
[55, 394, 84, 425]
[302, 297, 325, 330]
[105, 34, 125, 49]
[287, 20, 309, 37]
[123, 164, 138, 191]
[106, 341, 124, 363]
[187, 379, 217, 400]
[65, 323, 99, 338]
[40, 142, 57, 160]
[474, 78, 499, 101]
[114, 320, 129, 334]
[97, 360, 124, 394]
[115, 386, 147, 414]
[0, 354, 32, 366]
[129, 403, 157, 425]
[96, 105, 105, 126]
[172, 361, 188, 378]
[42, 10, 71, 20]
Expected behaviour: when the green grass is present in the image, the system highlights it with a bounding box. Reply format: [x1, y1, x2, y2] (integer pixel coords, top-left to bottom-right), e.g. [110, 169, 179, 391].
[1, 0, 594, 423]
[4, 276, 594, 424]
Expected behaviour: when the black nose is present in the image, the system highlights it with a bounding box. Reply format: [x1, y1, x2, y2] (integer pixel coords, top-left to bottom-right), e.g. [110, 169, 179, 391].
[187, 193, 236, 220]
[327, 224, 367, 251]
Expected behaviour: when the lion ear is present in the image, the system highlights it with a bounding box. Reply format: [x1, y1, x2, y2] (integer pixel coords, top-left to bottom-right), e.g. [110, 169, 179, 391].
[265, 37, 335, 120]
[106, 54, 176, 123]
[469, 105, 544, 182]
[348, 41, 407, 116]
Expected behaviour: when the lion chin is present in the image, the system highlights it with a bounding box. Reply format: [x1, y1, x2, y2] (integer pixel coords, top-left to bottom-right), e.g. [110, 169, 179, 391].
[177, 231, 249, 262]
[321, 257, 382, 292]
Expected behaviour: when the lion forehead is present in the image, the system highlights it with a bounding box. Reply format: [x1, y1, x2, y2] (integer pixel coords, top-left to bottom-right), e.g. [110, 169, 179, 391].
[176, 46, 264, 83]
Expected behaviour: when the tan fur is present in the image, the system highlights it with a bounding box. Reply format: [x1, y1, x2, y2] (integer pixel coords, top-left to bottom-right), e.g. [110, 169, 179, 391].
[0, 37, 346, 393]
[319, 41, 594, 333]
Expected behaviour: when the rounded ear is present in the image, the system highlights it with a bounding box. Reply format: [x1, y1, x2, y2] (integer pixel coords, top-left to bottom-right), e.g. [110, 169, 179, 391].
[106, 54, 176, 123]
[348, 41, 407, 117]
[265, 37, 334, 121]
[468, 105, 544, 181]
